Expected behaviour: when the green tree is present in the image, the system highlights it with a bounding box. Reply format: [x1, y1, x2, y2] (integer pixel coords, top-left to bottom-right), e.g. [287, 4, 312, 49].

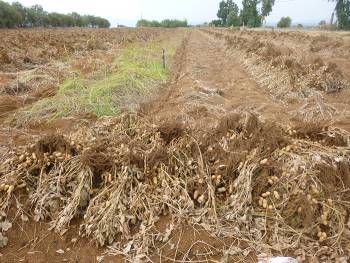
[0, 0, 110, 28]
[240, 0, 262, 27]
[335, 0, 350, 29]
[26, 5, 47, 27]
[277, 16, 292, 28]
[217, 0, 239, 25]
[137, 19, 187, 28]
[226, 10, 240, 26]
[261, 0, 275, 17]
[161, 19, 187, 27]
[11, 2, 27, 27]
[0, 1, 21, 28]
[210, 19, 222, 27]
[70, 12, 83, 27]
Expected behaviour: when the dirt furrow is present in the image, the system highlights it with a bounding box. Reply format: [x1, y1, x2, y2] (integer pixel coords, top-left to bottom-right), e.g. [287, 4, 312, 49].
[146, 30, 293, 130]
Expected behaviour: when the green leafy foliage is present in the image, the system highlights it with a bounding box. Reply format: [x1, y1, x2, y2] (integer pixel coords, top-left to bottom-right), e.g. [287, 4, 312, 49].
[277, 16, 292, 28]
[240, 0, 262, 27]
[217, 0, 240, 26]
[210, 19, 223, 27]
[0, 0, 110, 28]
[227, 10, 241, 27]
[261, 0, 275, 17]
[212, 0, 276, 28]
[335, 0, 350, 29]
[136, 19, 188, 28]
[0, 1, 22, 28]
[136, 19, 161, 27]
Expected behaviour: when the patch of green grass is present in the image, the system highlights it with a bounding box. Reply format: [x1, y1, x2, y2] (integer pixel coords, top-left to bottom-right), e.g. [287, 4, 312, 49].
[12, 38, 179, 125]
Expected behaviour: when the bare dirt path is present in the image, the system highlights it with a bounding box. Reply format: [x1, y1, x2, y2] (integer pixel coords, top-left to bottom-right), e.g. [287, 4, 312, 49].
[146, 30, 296, 131]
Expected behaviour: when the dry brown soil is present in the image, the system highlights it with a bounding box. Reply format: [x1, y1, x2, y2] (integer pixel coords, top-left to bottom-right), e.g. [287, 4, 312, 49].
[1, 28, 350, 262]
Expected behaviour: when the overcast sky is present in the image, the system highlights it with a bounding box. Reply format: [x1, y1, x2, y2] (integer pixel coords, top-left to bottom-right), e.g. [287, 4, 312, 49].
[5, 0, 336, 26]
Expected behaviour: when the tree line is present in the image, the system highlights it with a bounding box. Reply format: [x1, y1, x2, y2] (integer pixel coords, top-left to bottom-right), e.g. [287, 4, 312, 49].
[212, 0, 275, 28]
[212, 0, 350, 30]
[136, 19, 188, 28]
[0, 1, 110, 28]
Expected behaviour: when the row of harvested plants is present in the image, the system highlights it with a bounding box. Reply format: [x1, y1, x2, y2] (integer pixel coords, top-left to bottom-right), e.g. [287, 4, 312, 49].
[0, 112, 349, 261]
[0, 28, 164, 72]
[203, 29, 349, 96]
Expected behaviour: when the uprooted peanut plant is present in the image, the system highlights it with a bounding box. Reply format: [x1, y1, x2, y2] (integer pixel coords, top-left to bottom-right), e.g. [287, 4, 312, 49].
[1, 112, 350, 261]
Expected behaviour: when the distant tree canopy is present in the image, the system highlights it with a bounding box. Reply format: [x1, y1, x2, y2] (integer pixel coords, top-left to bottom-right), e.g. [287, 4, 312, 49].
[210, 19, 223, 27]
[240, 0, 262, 27]
[319, 20, 327, 26]
[0, 1, 110, 28]
[136, 19, 161, 27]
[334, 0, 350, 29]
[261, 0, 275, 17]
[227, 8, 240, 27]
[213, 0, 349, 30]
[217, 0, 239, 25]
[136, 19, 188, 28]
[213, 0, 275, 28]
[277, 16, 292, 28]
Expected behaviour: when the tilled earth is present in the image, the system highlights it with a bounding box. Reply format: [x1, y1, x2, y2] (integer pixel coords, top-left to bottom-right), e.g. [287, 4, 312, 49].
[1, 28, 350, 262]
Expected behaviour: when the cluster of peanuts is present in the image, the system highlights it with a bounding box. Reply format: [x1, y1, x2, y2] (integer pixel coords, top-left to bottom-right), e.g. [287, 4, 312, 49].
[317, 230, 328, 242]
[306, 184, 321, 205]
[212, 170, 236, 196]
[190, 171, 235, 206]
[287, 128, 297, 136]
[258, 190, 281, 210]
[267, 175, 279, 185]
[0, 180, 26, 194]
[15, 149, 72, 168]
[12, 152, 37, 169]
[0, 184, 14, 194]
[192, 177, 207, 205]
[316, 199, 333, 242]
[102, 172, 114, 184]
[193, 190, 207, 205]
[43, 151, 72, 163]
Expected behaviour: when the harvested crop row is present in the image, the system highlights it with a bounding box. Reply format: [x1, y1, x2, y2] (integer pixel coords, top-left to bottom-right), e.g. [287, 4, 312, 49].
[0, 28, 164, 72]
[0, 28, 183, 121]
[200, 29, 350, 130]
[226, 28, 350, 59]
[202, 28, 349, 96]
[6, 31, 185, 127]
[0, 112, 349, 262]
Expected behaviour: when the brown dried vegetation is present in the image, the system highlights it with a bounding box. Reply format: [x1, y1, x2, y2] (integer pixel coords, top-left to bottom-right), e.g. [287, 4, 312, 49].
[1, 112, 349, 260]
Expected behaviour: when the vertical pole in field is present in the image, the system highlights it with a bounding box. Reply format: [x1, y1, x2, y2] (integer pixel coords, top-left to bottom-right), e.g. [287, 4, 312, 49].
[162, 48, 166, 69]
